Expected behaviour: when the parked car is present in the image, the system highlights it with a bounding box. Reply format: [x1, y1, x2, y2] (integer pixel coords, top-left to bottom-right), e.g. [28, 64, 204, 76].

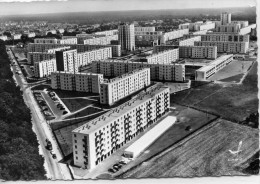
[57, 103, 62, 107]
[119, 160, 127, 165]
[52, 154, 57, 159]
[108, 168, 116, 173]
[60, 107, 65, 110]
[113, 164, 122, 170]
[63, 111, 68, 115]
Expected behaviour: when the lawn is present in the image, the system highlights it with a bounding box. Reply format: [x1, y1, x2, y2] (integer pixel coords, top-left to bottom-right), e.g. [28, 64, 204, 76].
[61, 98, 97, 112]
[118, 119, 259, 178]
[171, 61, 258, 122]
[53, 89, 97, 98]
[65, 106, 105, 120]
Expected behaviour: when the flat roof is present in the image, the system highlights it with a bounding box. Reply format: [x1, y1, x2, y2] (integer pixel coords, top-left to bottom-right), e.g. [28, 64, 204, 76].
[72, 83, 168, 134]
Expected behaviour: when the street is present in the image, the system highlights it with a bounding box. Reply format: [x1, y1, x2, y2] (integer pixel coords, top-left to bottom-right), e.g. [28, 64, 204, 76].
[6, 46, 72, 180]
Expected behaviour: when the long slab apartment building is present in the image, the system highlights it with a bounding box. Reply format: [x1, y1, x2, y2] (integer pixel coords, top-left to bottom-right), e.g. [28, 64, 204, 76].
[34, 47, 112, 78]
[72, 83, 170, 170]
[100, 68, 151, 106]
[153, 45, 217, 59]
[195, 54, 233, 81]
[28, 43, 121, 57]
[51, 71, 104, 93]
[91, 59, 185, 82]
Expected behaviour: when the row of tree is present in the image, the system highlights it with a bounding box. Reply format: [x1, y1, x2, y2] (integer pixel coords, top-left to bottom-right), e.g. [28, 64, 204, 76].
[0, 40, 46, 180]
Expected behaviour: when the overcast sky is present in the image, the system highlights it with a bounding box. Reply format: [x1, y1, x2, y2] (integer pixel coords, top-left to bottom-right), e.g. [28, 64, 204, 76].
[0, 0, 256, 15]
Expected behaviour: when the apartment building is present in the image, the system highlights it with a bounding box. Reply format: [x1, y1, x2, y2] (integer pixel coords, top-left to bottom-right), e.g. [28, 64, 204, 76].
[0, 35, 8, 41]
[56, 49, 78, 73]
[91, 59, 185, 82]
[45, 46, 71, 54]
[100, 68, 151, 105]
[26, 32, 36, 38]
[194, 41, 249, 54]
[45, 30, 57, 35]
[178, 35, 201, 46]
[201, 34, 249, 42]
[58, 37, 78, 44]
[83, 35, 118, 45]
[221, 12, 231, 25]
[135, 27, 156, 33]
[58, 29, 65, 34]
[11, 34, 22, 40]
[179, 46, 217, 59]
[94, 29, 118, 36]
[195, 54, 233, 80]
[230, 21, 249, 28]
[34, 59, 57, 78]
[191, 30, 208, 35]
[179, 22, 215, 31]
[239, 24, 257, 35]
[28, 52, 55, 65]
[77, 47, 112, 66]
[215, 24, 241, 33]
[72, 83, 170, 170]
[118, 23, 135, 51]
[160, 29, 189, 44]
[34, 37, 78, 44]
[28, 43, 120, 57]
[51, 71, 104, 93]
[178, 23, 190, 30]
[142, 48, 179, 64]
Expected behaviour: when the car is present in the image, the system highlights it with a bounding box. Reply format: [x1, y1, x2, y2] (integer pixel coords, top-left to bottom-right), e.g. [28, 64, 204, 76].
[52, 154, 57, 159]
[119, 160, 127, 165]
[60, 107, 65, 110]
[63, 111, 68, 115]
[57, 103, 62, 107]
[113, 164, 122, 170]
[108, 168, 116, 173]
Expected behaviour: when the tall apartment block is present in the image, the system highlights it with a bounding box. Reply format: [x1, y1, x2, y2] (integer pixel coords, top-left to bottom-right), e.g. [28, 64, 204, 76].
[56, 49, 78, 73]
[178, 36, 201, 46]
[100, 68, 151, 106]
[51, 71, 104, 93]
[91, 59, 185, 82]
[34, 37, 77, 44]
[221, 12, 231, 25]
[194, 41, 249, 54]
[34, 59, 57, 78]
[215, 24, 241, 33]
[72, 83, 170, 170]
[118, 23, 135, 52]
[179, 21, 215, 31]
[141, 48, 179, 64]
[160, 29, 189, 43]
[94, 29, 118, 36]
[83, 35, 118, 45]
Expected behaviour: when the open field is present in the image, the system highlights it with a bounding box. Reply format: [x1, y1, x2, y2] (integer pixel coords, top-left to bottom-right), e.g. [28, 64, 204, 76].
[61, 98, 97, 112]
[171, 61, 258, 122]
[118, 119, 259, 178]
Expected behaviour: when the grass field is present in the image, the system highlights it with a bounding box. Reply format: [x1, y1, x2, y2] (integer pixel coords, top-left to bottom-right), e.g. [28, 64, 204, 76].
[64, 106, 104, 119]
[61, 98, 97, 112]
[118, 119, 259, 178]
[171, 61, 258, 122]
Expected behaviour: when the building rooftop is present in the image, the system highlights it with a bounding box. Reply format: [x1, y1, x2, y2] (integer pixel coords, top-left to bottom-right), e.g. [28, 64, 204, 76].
[72, 83, 168, 135]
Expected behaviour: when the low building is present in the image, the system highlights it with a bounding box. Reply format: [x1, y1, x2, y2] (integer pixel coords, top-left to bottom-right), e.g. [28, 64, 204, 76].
[72, 83, 170, 170]
[0, 35, 8, 41]
[124, 115, 176, 158]
[100, 68, 151, 105]
[195, 54, 233, 81]
[194, 41, 249, 54]
[11, 34, 22, 40]
[51, 71, 103, 93]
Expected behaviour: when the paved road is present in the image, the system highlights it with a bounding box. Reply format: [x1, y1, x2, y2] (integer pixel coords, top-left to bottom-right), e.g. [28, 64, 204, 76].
[6, 46, 72, 180]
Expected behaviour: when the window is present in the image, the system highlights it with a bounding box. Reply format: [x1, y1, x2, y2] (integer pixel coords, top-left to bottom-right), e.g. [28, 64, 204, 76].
[75, 145, 77, 149]
[76, 156, 78, 160]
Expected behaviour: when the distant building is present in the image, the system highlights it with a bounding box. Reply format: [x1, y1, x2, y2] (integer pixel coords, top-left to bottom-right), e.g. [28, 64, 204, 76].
[179, 46, 217, 59]
[55, 49, 78, 73]
[201, 34, 249, 42]
[118, 23, 135, 52]
[142, 48, 179, 64]
[0, 35, 8, 41]
[11, 34, 22, 40]
[221, 12, 232, 25]
[83, 35, 118, 45]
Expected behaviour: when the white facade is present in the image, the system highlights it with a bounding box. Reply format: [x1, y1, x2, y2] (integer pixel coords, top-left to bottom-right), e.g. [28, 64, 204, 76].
[160, 29, 189, 44]
[51, 71, 104, 93]
[34, 59, 57, 78]
[34, 38, 58, 44]
[100, 68, 151, 105]
[0, 35, 8, 41]
[144, 48, 179, 64]
[28, 52, 55, 65]
[195, 54, 233, 81]
[118, 23, 135, 51]
[91, 59, 185, 82]
[194, 41, 249, 54]
[179, 36, 201, 46]
[215, 24, 241, 33]
[239, 24, 257, 35]
[72, 84, 170, 170]
[179, 46, 217, 59]
[94, 29, 118, 36]
[83, 35, 118, 45]
[11, 34, 22, 40]
[124, 115, 176, 158]
[135, 27, 156, 32]
[56, 49, 78, 73]
[221, 12, 232, 25]
[179, 22, 215, 31]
